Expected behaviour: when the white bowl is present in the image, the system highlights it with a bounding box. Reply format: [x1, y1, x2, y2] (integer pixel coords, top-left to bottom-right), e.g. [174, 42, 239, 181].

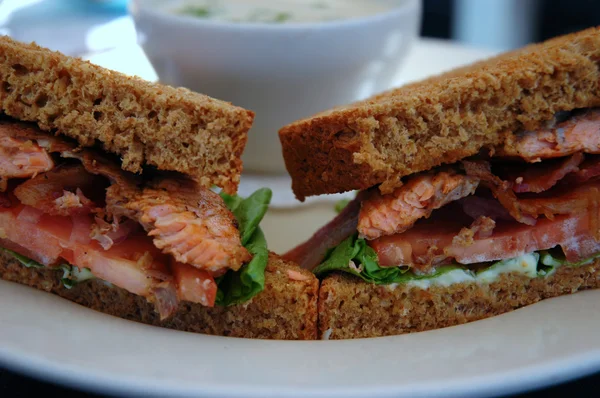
[129, 0, 422, 174]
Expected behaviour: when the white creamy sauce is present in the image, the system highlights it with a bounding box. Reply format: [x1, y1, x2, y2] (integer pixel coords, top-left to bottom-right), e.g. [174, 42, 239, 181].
[476, 253, 540, 284]
[169, 0, 397, 23]
[406, 269, 476, 290]
[404, 253, 541, 290]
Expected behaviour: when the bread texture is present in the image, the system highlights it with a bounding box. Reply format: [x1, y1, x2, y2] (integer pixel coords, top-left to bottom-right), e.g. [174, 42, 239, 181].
[0, 36, 253, 194]
[0, 251, 318, 340]
[279, 27, 600, 200]
[318, 261, 600, 340]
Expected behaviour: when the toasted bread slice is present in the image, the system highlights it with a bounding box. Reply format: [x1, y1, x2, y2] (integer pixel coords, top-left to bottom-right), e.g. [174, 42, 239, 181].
[0, 251, 318, 340]
[318, 260, 600, 340]
[279, 27, 600, 200]
[0, 36, 253, 194]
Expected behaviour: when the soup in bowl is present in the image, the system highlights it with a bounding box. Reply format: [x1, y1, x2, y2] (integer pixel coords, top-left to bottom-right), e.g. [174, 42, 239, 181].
[172, 0, 399, 24]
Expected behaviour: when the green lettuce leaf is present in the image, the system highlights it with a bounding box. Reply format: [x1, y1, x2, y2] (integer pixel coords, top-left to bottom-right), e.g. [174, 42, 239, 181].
[215, 228, 269, 306]
[220, 193, 244, 214]
[221, 188, 272, 245]
[334, 198, 351, 214]
[1, 248, 94, 288]
[59, 265, 95, 289]
[313, 235, 600, 287]
[334, 191, 357, 214]
[1, 248, 45, 269]
[540, 249, 600, 275]
[216, 188, 272, 306]
[313, 234, 461, 284]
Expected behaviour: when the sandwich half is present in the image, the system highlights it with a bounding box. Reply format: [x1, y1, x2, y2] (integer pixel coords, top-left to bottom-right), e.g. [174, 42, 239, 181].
[280, 27, 600, 339]
[0, 36, 317, 340]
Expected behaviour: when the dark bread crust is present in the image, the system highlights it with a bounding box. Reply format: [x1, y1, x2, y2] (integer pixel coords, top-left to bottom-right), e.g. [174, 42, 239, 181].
[279, 27, 600, 200]
[0, 251, 318, 340]
[0, 36, 253, 194]
[318, 260, 600, 340]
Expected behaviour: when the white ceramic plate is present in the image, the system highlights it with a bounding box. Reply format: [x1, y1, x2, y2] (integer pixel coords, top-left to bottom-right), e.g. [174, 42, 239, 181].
[2, 281, 600, 398]
[3, 39, 600, 397]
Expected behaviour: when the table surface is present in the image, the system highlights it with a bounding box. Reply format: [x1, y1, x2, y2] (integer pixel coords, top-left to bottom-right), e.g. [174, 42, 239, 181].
[1, 366, 598, 397]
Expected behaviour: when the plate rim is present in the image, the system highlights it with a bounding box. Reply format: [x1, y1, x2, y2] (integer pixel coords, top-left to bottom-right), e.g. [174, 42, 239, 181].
[2, 281, 600, 398]
[2, 328, 600, 398]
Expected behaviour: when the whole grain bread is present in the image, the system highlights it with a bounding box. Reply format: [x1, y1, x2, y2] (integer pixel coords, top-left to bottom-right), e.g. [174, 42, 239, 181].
[0, 251, 318, 340]
[318, 261, 600, 340]
[0, 36, 253, 194]
[279, 27, 600, 200]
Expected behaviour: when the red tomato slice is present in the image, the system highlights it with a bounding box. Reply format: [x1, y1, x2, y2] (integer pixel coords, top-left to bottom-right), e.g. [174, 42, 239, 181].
[172, 262, 217, 307]
[371, 209, 599, 270]
[0, 203, 158, 295]
[0, 202, 217, 306]
[446, 211, 598, 264]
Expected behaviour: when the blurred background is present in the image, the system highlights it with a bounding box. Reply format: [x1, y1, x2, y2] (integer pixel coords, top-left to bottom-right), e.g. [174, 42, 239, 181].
[423, 0, 600, 50]
[1, 0, 599, 57]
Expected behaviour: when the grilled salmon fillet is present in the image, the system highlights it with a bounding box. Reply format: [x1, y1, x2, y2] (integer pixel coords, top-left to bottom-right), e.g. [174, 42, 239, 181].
[499, 108, 600, 162]
[0, 128, 54, 190]
[358, 171, 479, 240]
[13, 164, 107, 217]
[106, 178, 250, 274]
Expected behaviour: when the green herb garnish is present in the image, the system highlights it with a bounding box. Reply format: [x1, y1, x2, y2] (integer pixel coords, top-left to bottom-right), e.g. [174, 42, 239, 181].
[273, 12, 292, 23]
[334, 198, 351, 214]
[180, 6, 212, 18]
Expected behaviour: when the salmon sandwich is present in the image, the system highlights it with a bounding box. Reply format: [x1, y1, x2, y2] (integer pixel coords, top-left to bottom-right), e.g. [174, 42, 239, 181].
[280, 27, 600, 339]
[0, 36, 317, 340]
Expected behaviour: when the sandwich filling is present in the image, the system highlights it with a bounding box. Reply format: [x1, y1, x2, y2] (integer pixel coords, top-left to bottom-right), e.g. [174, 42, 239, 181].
[285, 108, 600, 287]
[0, 120, 272, 319]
